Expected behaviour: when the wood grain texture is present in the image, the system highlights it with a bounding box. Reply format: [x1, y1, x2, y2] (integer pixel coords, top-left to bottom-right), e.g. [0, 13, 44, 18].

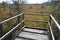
[15, 28, 48, 40]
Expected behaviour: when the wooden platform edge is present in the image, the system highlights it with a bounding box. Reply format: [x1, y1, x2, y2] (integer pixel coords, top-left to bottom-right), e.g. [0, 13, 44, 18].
[25, 26, 48, 31]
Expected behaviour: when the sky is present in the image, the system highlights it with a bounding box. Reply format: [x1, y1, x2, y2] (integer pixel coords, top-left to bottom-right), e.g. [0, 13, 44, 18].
[27, 0, 49, 4]
[0, 0, 13, 3]
[0, 0, 49, 4]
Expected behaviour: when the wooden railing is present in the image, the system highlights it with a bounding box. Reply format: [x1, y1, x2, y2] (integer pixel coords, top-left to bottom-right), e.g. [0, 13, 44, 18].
[0, 13, 25, 40]
[0, 13, 60, 40]
[48, 15, 60, 40]
[24, 13, 60, 40]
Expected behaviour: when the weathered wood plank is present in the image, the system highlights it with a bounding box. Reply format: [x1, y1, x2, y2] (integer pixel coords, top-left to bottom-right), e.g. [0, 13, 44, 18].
[15, 28, 48, 40]
[25, 26, 48, 31]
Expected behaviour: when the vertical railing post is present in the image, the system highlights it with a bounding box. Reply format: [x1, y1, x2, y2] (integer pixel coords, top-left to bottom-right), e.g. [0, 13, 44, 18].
[49, 15, 51, 25]
[0, 24, 3, 37]
[49, 15, 52, 40]
[23, 14, 24, 26]
[21, 13, 24, 27]
[18, 16, 20, 23]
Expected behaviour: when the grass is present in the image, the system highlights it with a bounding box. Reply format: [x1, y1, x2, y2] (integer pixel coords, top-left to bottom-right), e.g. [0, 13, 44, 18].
[0, 5, 53, 40]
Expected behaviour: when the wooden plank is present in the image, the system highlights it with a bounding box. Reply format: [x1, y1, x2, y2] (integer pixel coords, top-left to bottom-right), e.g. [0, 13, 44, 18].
[25, 26, 48, 31]
[23, 28, 48, 35]
[15, 28, 48, 40]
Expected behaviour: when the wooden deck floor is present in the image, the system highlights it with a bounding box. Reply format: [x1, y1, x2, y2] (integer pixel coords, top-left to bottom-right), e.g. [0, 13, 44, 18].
[15, 27, 49, 40]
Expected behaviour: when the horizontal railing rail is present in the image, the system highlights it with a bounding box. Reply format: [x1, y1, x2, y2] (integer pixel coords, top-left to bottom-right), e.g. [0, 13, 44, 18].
[25, 20, 48, 23]
[0, 13, 23, 24]
[24, 13, 50, 16]
[50, 15, 60, 31]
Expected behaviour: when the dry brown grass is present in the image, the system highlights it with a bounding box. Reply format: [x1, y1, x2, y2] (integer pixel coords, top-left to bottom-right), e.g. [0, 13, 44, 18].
[0, 5, 53, 28]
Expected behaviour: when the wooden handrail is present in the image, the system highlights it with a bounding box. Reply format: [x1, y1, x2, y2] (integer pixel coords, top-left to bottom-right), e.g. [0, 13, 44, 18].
[50, 15, 60, 31]
[25, 20, 48, 23]
[48, 14, 60, 40]
[24, 13, 50, 16]
[0, 20, 25, 40]
[0, 13, 23, 24]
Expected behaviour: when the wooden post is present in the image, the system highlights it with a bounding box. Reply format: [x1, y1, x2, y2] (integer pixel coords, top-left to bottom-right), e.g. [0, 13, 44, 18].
[49, 15, 52, 40]
[23, 14, 24, 26]
[18, 16, 20, 23]
[0, 24, 3, 37]
[49, 16, 51, 25]
[17, 0, 20, 23]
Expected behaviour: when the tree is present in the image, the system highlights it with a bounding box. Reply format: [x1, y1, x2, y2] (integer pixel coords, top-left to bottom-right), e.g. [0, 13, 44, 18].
[1, 1, 6, 12]
[12, 0, 27, 14]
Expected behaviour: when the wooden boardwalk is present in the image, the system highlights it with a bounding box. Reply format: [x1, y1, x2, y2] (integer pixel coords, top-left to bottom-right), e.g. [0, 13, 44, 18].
[0, 13, 59, 40]
[14, 27, 49, 40]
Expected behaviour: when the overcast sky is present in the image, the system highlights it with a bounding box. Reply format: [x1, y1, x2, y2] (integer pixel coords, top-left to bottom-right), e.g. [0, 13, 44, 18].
[27, 0, 49, 4]
[0, 0, 49, 4]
